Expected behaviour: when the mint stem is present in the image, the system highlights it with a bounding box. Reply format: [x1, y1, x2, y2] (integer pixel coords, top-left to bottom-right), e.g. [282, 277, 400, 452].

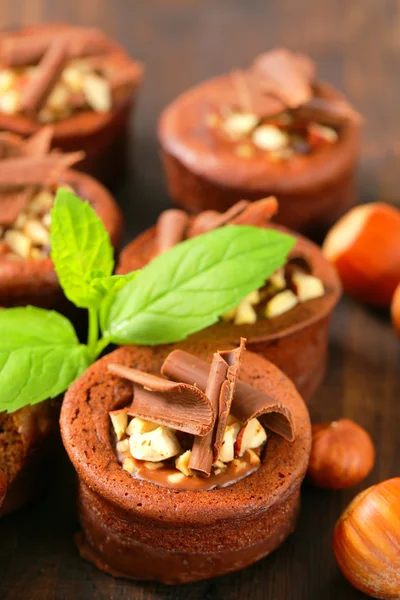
[87, 308, 99, 361]
[94, 336, 111, 358]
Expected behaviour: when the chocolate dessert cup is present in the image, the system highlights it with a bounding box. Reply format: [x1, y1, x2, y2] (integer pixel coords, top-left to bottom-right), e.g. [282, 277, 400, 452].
[0, 24, 143, 186]
[0, 129, 123, 307]
[117, 200, 341, 400]
[60, 342, 311, 584]
[158, 48, 361, 234]
[0, 402, 55, 516]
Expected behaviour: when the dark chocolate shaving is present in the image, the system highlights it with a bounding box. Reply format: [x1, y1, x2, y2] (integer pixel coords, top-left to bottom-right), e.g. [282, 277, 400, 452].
[0, 27, 110, 67]
[161, 349, 295, 442]
[251, 48, 315, 109]
[20, 37, 69, 116]
[21, 126, 54, 157]
[296, 95, 363, 126]
[107, 363, 214, 437]
[187, 196, 277, 238]
[188, 340, 245, 476]
[155, 209, 190, 255]
[231, 69, 285, 117]
[0, 152, 83, 189]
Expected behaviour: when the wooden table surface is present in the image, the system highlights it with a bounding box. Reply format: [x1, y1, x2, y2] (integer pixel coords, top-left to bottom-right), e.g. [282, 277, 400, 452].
[1, 1, 400, 598]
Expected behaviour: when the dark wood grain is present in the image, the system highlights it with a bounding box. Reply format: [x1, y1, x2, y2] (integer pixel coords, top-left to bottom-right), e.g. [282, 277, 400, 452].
[1, 1, 400, 598]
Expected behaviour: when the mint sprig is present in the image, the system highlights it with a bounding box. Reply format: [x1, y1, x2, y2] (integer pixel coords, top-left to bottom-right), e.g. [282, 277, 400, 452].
[0, 189, 295, 413]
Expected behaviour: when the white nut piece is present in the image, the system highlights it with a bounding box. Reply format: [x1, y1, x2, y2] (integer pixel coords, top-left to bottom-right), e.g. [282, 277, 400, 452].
[223, 112, 258, 140]
[129, 426, 181, 462]
[0, 90, 20, 115]
[83, 73, 112, 113]
[42, 213, 51, 228]
[220, 307, 237, 322]
[175, 450, 193, 476]
[309, 123, 338, 143]
[265, 289, 298, 318]
[4, 230, 31, 258]
[143, 461, 164, 470]
[126, 417, 158, 436]
[46, 83, 70, 112]
[247, 448, 261, 466]
[28, 190, 54, 216]
[167, 473, 185, 484]
[0, 69, 17, 92]
[269, 269, 286, 291]
[122, 457, 136, 474]
[234, 300, 257, 325]
[62, 66, 85, 92]
[24, 220, 50, 246]
[292, 272, 325, 302]
[252, 125, 289, 151]
[235, 418, 267, 457]
[116, 438, 130, 455]
[231, 458, 247, 473]
[109, 409, 128, 441]
[218, 422, 241, 463]
[14, 213, 27, 230]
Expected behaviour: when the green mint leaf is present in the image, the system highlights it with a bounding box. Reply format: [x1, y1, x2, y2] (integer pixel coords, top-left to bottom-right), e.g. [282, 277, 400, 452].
[0, 307, 90, 413]
[101, 225, 295, 345]
[91, 271, 140, 300]
[50, 188, 114, 309]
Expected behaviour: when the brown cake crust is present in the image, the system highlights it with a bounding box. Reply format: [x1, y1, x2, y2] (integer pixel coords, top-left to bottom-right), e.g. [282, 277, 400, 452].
[60, 343, 311, 584]
[0, 168, 123, 308]
[0, 24, 143, 186]
[0, 402, 55, 516]
[117, 223, 341, 399]
[158, 75, 361, 233]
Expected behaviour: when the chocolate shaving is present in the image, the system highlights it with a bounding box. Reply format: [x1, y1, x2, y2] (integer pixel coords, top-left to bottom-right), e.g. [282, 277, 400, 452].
[20, 37, 69, 116]
[187, 201, 249, 238]
[161, 349, 294, 442]
[155, 209, 190, 255]
[0, 27, 110, 67]
[107, 363, 214, 437]
[251, 48, 315, 109]
[21, 126, 54, 157]
[0, 152, 83, 189]
[187, 196, 277, 238]
[231, 69, 285, 117]
[296, 95, 363, 126]
[0, 187, 33, 226]
[188, 340, 245, 476]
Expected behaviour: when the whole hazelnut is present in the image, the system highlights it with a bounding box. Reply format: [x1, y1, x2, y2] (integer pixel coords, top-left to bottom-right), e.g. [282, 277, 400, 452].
[333, 478, 400, 599]
[307, 419, 375, 489]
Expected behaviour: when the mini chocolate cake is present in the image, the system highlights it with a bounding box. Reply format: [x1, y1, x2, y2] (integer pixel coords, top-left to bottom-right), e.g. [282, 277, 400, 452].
[0, 128, 123, 307]
[0, 24, 143, 185]
[158, 48, 361, 234]
[0, 402, 55, 516]
[60, 340, 311, 584]
[117, 198, 341, 399]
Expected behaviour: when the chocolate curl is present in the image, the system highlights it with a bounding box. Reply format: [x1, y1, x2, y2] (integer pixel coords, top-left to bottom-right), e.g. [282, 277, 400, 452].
[155, 209, 190, 255]
[110, 61, 144, 99]
[21, 126, 54, 157]
[0, 27, 110, 67]
[252, 48, 315, 109]
[187, 201, 249, 238]
[107, 364, 214, 437]
[229, 196, 278, 226]
[296, 95, 363, 126]
[187, 196, 277, 238]
[20, 37, 69, 116]
[231, 69, 285, 117]
[0, 187, 33, 226]
[161, 349, 295, 442]
[189, 340, 245, 477]
[0, 151, 83, 189]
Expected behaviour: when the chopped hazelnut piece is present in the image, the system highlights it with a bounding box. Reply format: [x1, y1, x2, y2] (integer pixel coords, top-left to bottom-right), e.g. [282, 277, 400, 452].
[231, 458, 247, 473]
[83, 73, 112, 113]
[235, 418, 267, 457]
[222, 112, 258, 140]
[116, 438, 130, 455]
[265, 289, 298, 318]
[269, 268, 286, 291]
[122, 457, 137, 474]
[4, 230, 31, 258]
[129, 426, 181, 462]
[292, 272, 325, 302]
[218, 422, 241, 463]
[23, 219, 50, 246]
[175, 450, 193, 476]
[29, 190, 54, 216]
[109, 409, 128, 441]
[308, 123, 338, 144]
[126, 417, 158, 436]
[247, 448, 261, 466]
[167, 473, 186, 484]
[143, 461, 164, 470]
[252, 125, 289, 151]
